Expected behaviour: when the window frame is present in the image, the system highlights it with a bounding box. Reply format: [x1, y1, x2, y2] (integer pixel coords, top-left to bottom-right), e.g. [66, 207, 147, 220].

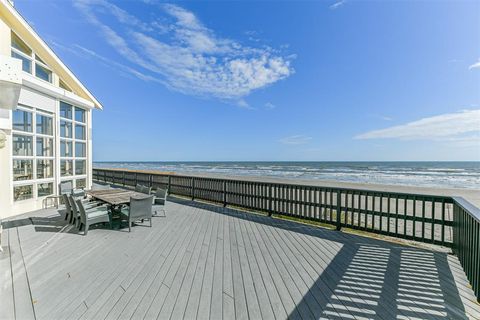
[12, 105, 55, 201]
[59, 102, 88, 187]
[11, 32, 53, 84]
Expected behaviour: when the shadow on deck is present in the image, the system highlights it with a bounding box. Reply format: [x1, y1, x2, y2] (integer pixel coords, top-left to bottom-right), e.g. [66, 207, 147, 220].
[1, 197, 479, 320]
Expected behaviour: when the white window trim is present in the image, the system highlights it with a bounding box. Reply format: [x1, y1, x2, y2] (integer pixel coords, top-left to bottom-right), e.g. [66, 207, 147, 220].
[12, 105, 56, 200]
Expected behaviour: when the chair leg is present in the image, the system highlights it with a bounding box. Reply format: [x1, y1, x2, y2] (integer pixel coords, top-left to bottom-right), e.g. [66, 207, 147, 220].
[150, 219, 152, 227]
[84, 224, 89, 236]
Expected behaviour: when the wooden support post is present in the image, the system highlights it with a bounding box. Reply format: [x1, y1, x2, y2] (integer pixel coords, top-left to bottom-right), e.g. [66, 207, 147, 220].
[191, 177, 195, 200]
[268, 184, 273, 217]
[336, 190, 342, 231]
[223, 180, 227, 207]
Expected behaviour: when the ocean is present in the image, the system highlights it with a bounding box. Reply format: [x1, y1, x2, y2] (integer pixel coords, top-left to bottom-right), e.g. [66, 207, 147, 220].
[93, 161, 480, 190]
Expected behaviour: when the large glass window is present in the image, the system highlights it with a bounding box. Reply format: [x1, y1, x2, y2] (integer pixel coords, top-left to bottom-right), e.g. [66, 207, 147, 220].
[36, 114, 53, 135]
[60, 102, 87, 179]
[75, 160, 86, 175]
[61, 160, 73, 176]
[60, 120, 72, 138]
[36, 137, 54, 157]
[60, 141, 73, 157]
[75, 107, 86, 123]
[13, 135, 33, 156]
[75, 142, 86, 157]
[13, 159, 33, 181]
[12, 106, 55, 201]
[37, 160, 54, 179]
[75, 124, 86, 140]
[76, 178, 86, 189]
[60, 102, 72, 119]
[13, 109, 32, 132]
[14, 185, 33, 201]
[38, 182, 54, 197]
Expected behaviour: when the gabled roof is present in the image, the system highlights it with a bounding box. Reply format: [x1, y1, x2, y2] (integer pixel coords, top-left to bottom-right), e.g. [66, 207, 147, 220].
[0, 0, 103, 109]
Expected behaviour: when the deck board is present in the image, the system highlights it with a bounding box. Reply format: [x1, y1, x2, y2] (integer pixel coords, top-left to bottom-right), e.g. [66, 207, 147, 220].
[0, 229, 15, 320]
[0, 196, 479, 320]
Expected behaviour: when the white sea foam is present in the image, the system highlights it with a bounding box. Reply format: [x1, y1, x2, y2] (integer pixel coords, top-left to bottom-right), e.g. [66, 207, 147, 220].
[94, 162, 480, 189]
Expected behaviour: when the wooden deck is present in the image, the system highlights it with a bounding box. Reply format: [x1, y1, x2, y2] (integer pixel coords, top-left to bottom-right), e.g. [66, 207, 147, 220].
[1, 197, 479, 320]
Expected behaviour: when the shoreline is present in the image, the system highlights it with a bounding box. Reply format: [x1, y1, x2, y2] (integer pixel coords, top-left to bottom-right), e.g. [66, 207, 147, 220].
[93, 167, 480, 208]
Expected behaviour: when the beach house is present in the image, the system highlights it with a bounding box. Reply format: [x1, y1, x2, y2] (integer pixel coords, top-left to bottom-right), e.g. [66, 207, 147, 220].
[0, 0, 102, 218]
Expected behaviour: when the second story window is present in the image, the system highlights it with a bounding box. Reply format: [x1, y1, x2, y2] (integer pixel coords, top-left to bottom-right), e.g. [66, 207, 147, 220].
[11, 31, 53, 83]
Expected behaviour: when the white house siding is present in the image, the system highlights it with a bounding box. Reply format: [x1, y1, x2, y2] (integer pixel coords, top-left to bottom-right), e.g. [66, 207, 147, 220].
[0, 12, 95, 219]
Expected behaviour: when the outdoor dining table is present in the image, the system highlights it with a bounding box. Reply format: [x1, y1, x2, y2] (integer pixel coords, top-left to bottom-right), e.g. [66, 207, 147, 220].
[85, 189, 152, 228]
[86, 189, 150, 206]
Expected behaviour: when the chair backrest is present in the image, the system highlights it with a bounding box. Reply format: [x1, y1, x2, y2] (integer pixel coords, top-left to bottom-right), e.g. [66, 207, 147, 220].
[75, 200, 87, 225]
[62, 193, 72, 214]
[135, 184, 143, 192]
[69, 195, 82, 222]
[154, 188, 168, 205]
[72, 188, 85, 198]
[141, 185, 152, 194]
[129, 196, 153, 220]
[59, 181, 73, 195]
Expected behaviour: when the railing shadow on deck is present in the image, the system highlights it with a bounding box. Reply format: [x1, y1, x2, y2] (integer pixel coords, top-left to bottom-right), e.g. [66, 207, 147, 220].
[170, 197, 470, 320]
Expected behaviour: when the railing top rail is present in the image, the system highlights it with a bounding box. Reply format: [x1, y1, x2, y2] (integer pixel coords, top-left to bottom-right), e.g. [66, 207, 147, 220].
[452, 196, 480, 223]
[93, 167, 458, 201]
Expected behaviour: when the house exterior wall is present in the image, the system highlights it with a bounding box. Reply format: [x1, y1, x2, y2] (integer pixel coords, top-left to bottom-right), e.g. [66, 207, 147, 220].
[0, 8, 97, 219]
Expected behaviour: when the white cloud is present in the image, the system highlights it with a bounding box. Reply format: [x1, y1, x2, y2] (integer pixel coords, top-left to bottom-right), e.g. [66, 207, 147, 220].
[469, 59, 480, 70]
[355, 110, 480, 143]
[73, 1, 294, 102]
[279, 135, 312, 145]
[330, 1, 346, 10]
[265, 102, 276, 109]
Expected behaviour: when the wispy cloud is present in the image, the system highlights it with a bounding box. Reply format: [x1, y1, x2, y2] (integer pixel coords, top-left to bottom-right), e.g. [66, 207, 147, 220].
[355, 110, 480, 143]
[469, 58, 480, 70]
[72, 0, 294, 103]
[330, 0, 346, 10]
[279, 135, 312, 145]
[265, 102, 276, 109]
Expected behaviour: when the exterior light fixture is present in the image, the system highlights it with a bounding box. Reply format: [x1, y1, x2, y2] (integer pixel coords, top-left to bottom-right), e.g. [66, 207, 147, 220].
[0, 55, 22, 110]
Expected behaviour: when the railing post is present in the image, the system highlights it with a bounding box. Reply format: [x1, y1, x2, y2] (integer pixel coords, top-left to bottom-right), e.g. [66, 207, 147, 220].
[336, 190, 342, 231]
[191, 177, 195, 200]
[122, 171, 125, 186]
[149, 174, 153, 188]
[223, 180, 227, 207]
[168, 175, 171, 194]
[268, 184, 273, 217]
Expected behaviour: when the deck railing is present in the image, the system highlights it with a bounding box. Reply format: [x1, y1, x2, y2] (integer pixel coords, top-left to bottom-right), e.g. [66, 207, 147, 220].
[93, 167, 479, 301]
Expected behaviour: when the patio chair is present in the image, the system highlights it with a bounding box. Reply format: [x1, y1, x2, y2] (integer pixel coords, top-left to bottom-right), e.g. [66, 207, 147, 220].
[59, 181, 84, 198]
[141, 185, 152, 194]
[152, 188, 168, 217]
[69, 195, 105, 228]
[120, 196, 154, 232]
[62, 193, 73, 222]
[59, 181, 73, 195]
[135, 184, 143, 192]
[75, 200, 111, 236]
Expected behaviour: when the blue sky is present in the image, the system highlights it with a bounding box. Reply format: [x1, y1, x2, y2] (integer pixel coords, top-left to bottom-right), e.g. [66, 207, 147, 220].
[15, 0, 480, 161]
